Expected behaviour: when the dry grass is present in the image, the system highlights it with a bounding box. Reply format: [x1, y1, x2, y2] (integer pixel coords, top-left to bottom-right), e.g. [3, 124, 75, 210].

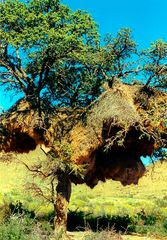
[67, 231, 165, 240]
[68, 229, 123, 240]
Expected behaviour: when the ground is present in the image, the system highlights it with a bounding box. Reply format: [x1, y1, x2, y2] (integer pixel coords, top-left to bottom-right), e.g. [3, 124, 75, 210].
[68, 232, 166, 239]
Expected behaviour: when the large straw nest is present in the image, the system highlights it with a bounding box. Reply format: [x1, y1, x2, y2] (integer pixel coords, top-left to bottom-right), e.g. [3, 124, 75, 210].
[69, 82, 166, 163]
[67, 82, 166, 187]
[0, 80, 166, 187]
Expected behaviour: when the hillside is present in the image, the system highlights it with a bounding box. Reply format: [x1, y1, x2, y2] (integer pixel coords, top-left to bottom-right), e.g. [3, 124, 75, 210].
[0, 149, 167, 216]
[1, 150, 167, 238]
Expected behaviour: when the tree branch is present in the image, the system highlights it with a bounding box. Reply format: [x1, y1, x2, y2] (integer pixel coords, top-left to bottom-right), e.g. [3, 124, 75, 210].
[21, 160, 52, 178]
[0, 59, 27, 93]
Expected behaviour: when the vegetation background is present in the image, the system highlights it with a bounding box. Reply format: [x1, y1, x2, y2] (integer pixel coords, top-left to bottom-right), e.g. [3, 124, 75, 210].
[0, 148, 167, 239]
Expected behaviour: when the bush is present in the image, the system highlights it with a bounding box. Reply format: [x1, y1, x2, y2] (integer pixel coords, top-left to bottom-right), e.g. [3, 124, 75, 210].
[0, 216, 32, 240]
[134, 224, 167, 237]
[67, 210, 85, 231]
[9, 201, 35, 218]
[163, 218, 167, 231]
[67, 211, 134, 233]
[136, 210, 157, 225]
[84, 229, 123, 240]
[0, 215, 52, 240]
[86, 214, 132, 232]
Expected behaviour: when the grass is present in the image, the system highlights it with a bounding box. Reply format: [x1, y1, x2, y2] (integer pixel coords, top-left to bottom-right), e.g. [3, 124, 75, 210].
[69, 161, 167, 218]
[0, 148, 167, 239]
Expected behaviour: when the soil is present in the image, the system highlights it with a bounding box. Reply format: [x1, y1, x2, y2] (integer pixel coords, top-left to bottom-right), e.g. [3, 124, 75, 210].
[66, 232, 166, 240]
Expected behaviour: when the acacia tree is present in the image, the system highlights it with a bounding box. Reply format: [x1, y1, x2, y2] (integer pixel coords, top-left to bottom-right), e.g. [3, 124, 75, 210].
[0, 0, 167, 237]
[0, 0, 102, 236]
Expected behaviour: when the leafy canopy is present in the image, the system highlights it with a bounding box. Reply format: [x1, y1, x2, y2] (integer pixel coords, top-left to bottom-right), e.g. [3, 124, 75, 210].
[0, 0, 101, 109]
[0, 0, 166, 113]
[142, 39, 167, 88]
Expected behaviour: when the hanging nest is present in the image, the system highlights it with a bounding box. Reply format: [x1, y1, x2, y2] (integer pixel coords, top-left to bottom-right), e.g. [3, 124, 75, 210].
[0, 100, 83, 153]
[0, 80, 166, 188]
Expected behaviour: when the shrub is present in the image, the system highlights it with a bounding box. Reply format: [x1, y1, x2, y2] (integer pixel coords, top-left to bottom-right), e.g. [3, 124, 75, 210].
[9, 201, 35, 218]
[67, 210, 86, 231]
[0, 216, 32, 240]
[84, 229, 123, 240]
[136, 210, 157, 225]
[67, 210, 135, 233]
[0, 215, 52, 240]
[163, 218, 167, 231]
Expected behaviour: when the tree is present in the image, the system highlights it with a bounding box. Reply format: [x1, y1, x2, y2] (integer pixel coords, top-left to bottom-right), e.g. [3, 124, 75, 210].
[0, 0, 102, 237]
[141, 39, 167, 89]
[0, 0, 166, 238]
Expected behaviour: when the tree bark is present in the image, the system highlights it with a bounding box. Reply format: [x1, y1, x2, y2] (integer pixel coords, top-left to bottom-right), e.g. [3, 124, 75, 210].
[54, 172, 71, 239]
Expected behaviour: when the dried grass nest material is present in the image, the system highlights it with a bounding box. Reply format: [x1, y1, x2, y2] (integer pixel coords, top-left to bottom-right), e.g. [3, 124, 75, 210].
[69, 83, 166, 164]
[0, 81, 166, 187]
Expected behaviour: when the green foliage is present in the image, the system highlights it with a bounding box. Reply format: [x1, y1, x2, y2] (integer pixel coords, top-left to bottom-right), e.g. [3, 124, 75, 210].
[1, 0, 166, 111]
[134, 223, 167, 237]
[163, 218, 167, 232]
[2, 159, 167, 237]
[0, 215, 37, 240]
[142, 39, 167, 88]
[67, 209, 167, 237]
[5, 216, 52, 240]
[101, 28, 137, 80]
[0, 1, 166, 238]
[136, 210, 157, 226]
[8, 201, 35, 218]
[0, 0, 100, 108]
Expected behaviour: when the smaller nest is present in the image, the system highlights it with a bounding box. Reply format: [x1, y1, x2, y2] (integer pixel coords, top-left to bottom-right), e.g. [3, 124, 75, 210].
[0, 99, 83, 153]
[0, 100, 44, 153]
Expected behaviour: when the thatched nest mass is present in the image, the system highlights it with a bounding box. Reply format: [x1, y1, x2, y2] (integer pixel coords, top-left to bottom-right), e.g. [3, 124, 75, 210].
[0, 81, 167, 188]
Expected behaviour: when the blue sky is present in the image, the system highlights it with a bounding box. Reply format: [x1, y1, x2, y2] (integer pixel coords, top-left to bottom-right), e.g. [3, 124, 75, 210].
[63, 0, 167, 48]
[0, 0, 167, 110]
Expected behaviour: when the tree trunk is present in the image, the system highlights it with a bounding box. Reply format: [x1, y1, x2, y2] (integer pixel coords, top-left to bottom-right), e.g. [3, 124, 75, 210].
[54, 172, 71, 239]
